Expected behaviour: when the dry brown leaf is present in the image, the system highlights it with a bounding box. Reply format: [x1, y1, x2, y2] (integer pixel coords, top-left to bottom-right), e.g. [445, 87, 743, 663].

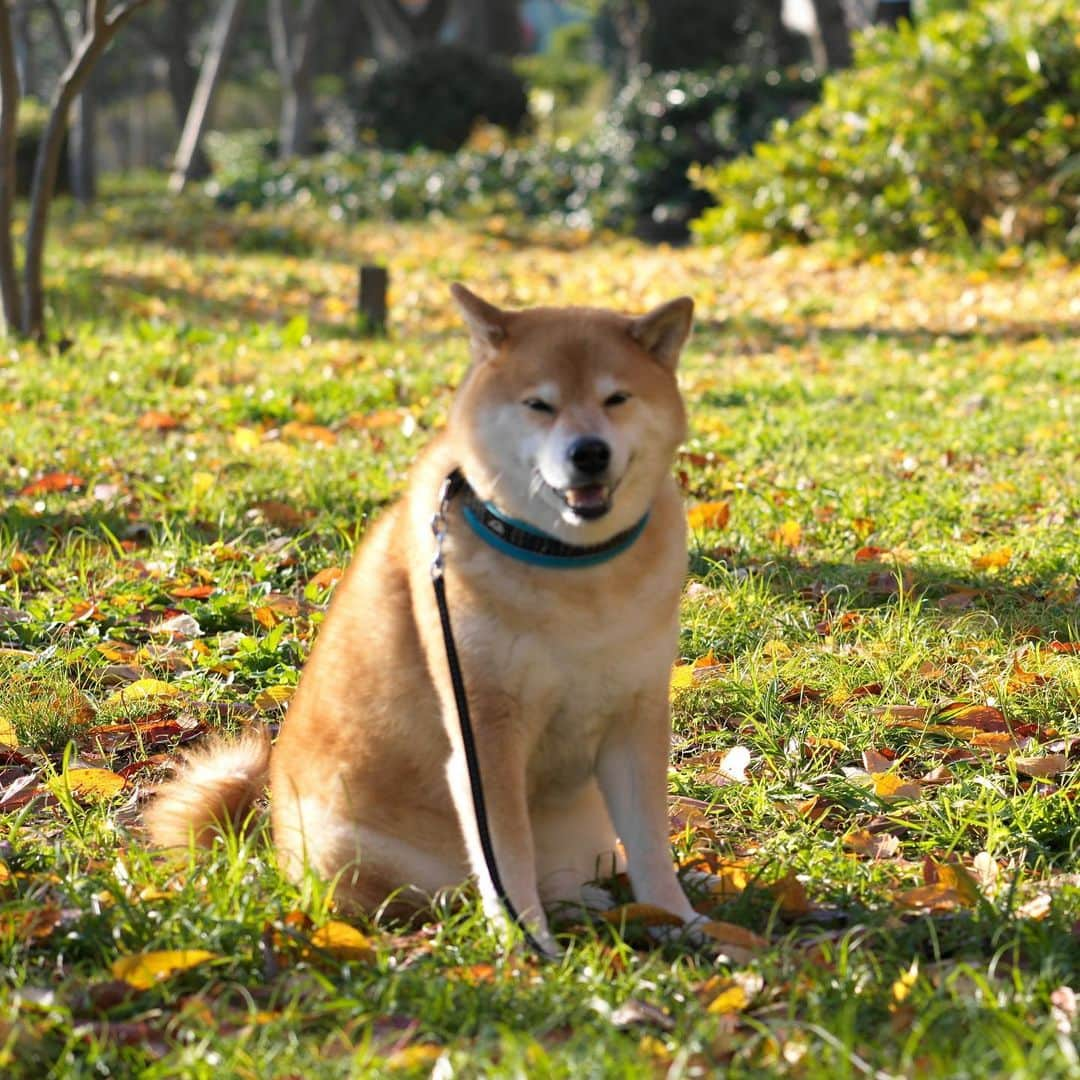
[844, 829, 901, 860]
[1013, 753, 1068, 779]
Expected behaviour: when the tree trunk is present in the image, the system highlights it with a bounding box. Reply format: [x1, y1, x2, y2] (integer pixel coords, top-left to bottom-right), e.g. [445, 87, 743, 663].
[23, 0, 150, 339]
[808, 0, 853, 70]
[365, 0, 451, 61]
[169, 0, 245, 193]
[69, 78, 98, 204]
[268, 0, 322, 159]
[452, 0, 521, 55]
[0, 2, 22, 333]
[12, 1, 33, 96]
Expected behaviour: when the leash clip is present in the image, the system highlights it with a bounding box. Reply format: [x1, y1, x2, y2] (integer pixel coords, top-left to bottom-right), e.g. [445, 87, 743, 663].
[430, 471, 460, 580]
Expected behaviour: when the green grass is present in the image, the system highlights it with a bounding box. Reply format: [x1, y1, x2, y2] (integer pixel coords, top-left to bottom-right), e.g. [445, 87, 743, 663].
[0, 193, 1079, 1076]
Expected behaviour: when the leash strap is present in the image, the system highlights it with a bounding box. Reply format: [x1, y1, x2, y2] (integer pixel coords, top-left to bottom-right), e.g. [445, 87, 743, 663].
[431, 471, 548, 957]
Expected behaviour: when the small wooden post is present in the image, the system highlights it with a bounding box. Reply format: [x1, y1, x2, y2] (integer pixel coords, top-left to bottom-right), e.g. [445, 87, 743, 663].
[358, 265, 388, 336]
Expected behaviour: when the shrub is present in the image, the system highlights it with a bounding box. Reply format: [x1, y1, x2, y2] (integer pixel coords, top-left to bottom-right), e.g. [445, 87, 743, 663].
[692, 0, 1080, 254]
[355, 44, 529, 153]
[609, 65, 819, 242]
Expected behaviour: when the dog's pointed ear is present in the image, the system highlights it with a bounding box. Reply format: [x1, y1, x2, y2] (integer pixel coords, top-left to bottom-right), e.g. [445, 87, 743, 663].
[451, 283, 508, 362]
[629, 296, 694, 370]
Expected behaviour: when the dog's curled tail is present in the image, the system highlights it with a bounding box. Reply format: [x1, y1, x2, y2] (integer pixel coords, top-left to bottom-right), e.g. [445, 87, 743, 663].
[144, 727, 271, 848]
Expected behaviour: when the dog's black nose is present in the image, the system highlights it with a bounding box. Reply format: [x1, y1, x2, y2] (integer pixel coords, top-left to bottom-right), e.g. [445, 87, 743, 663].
[568, 437, 611, 476]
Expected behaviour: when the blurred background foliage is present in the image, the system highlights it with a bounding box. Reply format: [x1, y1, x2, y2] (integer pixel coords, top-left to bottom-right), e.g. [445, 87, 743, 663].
[10, 0, 1079, 254]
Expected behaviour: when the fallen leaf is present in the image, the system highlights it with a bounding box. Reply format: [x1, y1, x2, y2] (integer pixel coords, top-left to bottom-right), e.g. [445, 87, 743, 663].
[709, 745, 751, 786]
[1013, 754, 1068, 779]
[599, 903, 684, 928]
[670, 663, 694, 693]
[280, 421, 337, 446]
[106, 679, 181, 707]
[972, 548, 1012, 570]
[308, 566, 345, 590]
[249, 499, 309, 530]
[48, 769, 126, 800]
[855, 545, 890, 562]
[138, 411, 181, 432]
[844, 829, 901, 859]
[687, 502, 730, 531]
[169, 584, 215, 600]
[112, 949, 219, 989]
[255, 686, 294, 712]
[696, 920, 769, 957]
[772, 520, 802, 548]
[309, 920, 374, 961]
[609, 999, 675, 1031]
[20, 471, 84, 495]
[706, 981, 750, 1015]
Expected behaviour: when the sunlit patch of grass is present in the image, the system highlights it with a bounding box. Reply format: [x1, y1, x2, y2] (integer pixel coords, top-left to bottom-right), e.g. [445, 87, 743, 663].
[0, 210, 1077, 1074]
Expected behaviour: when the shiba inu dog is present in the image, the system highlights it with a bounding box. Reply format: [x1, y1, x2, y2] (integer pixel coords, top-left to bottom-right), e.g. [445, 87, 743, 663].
[146, 285, 698, 955]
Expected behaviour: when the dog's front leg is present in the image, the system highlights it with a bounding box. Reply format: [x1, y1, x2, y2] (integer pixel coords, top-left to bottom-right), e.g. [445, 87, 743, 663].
[596, 693, 697, 923]
[444, 726, 559, 957]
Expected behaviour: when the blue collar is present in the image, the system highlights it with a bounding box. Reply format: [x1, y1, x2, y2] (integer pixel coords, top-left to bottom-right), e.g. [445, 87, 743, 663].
[452, 473, 650, 569]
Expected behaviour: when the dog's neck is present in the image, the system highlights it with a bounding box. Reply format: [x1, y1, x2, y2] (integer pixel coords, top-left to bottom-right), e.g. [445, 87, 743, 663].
[448, 470, 650, 569]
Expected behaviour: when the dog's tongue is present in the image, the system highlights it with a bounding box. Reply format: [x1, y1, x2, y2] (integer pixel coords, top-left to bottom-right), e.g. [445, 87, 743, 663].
[564, 485, 609, 511]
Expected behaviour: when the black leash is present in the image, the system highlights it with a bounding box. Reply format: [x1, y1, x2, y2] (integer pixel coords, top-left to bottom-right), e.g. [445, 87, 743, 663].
[430, 469, 548, 957]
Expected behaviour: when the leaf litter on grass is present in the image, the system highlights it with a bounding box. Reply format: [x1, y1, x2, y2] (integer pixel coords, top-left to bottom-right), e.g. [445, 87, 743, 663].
[1, 214, 1079, 1075]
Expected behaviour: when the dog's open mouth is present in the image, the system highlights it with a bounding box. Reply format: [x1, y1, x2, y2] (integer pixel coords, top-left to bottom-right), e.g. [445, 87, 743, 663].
[559, 484, 612, 521]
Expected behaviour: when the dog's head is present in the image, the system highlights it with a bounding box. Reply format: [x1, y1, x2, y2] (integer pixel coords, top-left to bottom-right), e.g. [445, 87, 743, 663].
[448, 284, 691, 541]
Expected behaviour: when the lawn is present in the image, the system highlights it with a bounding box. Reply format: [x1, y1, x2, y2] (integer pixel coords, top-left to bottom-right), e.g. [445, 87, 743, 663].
[1, 194, 1079, 1077]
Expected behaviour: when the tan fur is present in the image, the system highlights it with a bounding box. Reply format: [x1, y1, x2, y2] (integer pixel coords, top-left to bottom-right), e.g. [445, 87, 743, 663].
[146, 287, 698, 955]
[144, 727, 270, 847]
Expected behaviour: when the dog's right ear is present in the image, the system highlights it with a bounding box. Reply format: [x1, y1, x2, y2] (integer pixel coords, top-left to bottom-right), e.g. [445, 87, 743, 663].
[451, 284, 508, 363]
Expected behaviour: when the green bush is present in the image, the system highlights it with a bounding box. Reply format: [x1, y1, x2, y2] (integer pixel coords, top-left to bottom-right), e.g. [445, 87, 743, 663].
[609, 65, 819, 241]
[355, 44, 529, 153]
[692, 0, 1080, 254]
[209, 66, 819, 241]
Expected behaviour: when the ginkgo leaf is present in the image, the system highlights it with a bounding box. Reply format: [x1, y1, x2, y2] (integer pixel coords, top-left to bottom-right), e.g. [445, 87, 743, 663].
[255, 686, 295, 712]
[0, 717, 18, 746]
[106, 679, 181, 706]
[669, 664, 694, 693]
[308, 920, 375, 961]
[112, 949, 219, 989]
[49, 769, 126, 800]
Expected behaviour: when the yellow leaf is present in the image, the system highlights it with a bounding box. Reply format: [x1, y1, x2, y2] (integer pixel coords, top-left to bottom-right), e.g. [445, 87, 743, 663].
[255, 686, 294, 712]
[670, 663, 694, 694]
[762, 639, 792, 659]
[972, 547, 1012, 571]
[49, 768, 126, 800]
[686, 501, 730, 531]
[112, 949, 218, 989]
[106, 679, 180, 707]
[934, 863, 983, 907]
[696, 920, 769, 955]
[871, 772, 923, 801]
[892, 959, 919, 1004]
[281, 421, 338, 446]
[309, 920, 374, 961]
[0, 716, 18, 746]
[770, 871, 812, 916]
[706, 981, 750, 1015]
[385, 1045, 443, 1071]
[230, 426, 263, 453]
[702, 863, 750, 898]
[772, 520, 802, 548]
[190, 471, 215, 500]
[599, 903, 684, 928]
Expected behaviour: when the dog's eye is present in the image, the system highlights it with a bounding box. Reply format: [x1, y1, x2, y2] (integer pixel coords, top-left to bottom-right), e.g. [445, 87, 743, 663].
[523, 398, 556, 414]
[604, 391, 631, 407]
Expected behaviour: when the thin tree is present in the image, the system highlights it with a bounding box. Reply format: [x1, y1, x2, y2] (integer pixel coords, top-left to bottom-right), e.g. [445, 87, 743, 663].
[365, 0, 450, 61]
[169, 0, 244, 193]
[0, 1, 21, 327]
[267, 0, 322, 159]
[808, 0, 853, 70]
[0, 0, 151, 338]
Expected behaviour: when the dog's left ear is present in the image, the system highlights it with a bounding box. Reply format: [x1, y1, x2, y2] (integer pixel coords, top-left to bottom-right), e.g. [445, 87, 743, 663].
[629, 297, 694, 371]
[451, 283, 508, 363]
